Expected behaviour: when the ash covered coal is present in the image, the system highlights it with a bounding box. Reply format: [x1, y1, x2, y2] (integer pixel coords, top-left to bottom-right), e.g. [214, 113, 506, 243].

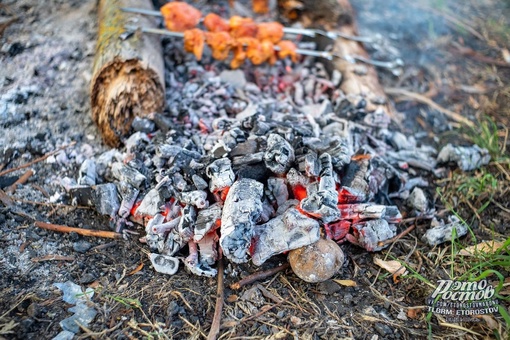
[65, 36, 488, 278]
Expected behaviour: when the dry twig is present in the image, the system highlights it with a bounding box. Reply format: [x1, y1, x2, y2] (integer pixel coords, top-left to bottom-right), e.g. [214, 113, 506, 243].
[31, 255, 76, 262]
[6, 169, 34, 194]
[230, 263, 290, 290]
[0, 141, 76, 177]
[34, 221, 122, 239]
[207, 257, 224, 340]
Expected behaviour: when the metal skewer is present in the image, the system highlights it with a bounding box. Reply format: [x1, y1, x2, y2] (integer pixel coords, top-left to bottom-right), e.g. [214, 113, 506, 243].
[124, 24, 403, 73]
[121, 7, 378, 42]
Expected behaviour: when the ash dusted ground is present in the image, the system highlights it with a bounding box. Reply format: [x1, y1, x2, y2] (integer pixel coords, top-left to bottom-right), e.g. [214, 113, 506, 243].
[1, 0, 509, 339]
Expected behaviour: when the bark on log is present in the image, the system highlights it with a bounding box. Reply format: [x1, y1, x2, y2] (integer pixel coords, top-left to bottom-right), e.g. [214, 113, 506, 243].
[301, 0, 396, 120]
[91, 0, 165, 147]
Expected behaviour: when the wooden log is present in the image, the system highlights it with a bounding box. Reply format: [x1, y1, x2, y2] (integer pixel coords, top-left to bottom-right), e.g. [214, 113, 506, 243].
[299, 0, 397, 120]
[90, 0, 165, 147]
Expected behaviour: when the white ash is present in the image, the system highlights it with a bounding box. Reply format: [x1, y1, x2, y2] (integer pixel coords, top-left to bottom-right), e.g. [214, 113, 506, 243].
[437, 143, 490, 171]
[422, 216, 468, 246]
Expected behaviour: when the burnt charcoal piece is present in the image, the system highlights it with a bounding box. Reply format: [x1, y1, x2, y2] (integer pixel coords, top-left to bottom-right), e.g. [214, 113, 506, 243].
[229, 139, 259, 157]
[153, 113, 174, 133]
[179, 190, 209, 208]
[150, 216, 181, 235]
[338, 157, 370, 203]
[158, 144, 202, 171]
[117, 181, 139, 218]
[303, 136, 352, 170]
[220, 178, 264, 263]
[252, 206, 320, 266]
[232, 152, 265, 166]
[263, 134, 295, 175]
[194, 203, 223, 242]
[299, 151, 320, 177]
[206, 158, 235, 192]
[136, 188, 164, 216]
[422, 216, 467, 246]
[191, 174, 208, 190]
[164, 204, 196, 256]
[237, 162, 270, 182]
[437, 144, 490, 171]
[145, 213, 166, 252]
[338, 203, 402, 223]
[77, 159, 96, 186]
[185, 239, 217, 277]
[149, 253, 179, 275]
[111, 162, 146, 189]
[92, 183, 120, 218]
[265, 177, 289, 208]
[197, 231, 218, 266]
[132, 116, 156, 133]
[300, 153, 341, 223]
[352, 219, 397, 251]
[69, 186, 95, 207]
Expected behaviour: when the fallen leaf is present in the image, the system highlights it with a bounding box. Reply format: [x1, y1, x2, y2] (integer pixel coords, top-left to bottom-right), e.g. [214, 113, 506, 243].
[333, 279, 357, 287]
[458, 240, 507, 256]
[128, 262, 144, 276]
[374, 258, 408, 277]
[407, 307, 422, 319]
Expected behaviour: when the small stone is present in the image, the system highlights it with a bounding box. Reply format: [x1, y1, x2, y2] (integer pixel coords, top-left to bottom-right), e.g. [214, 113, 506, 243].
[73, 240, 92, 253]
[288, 239, 345, 283]
[407, 187, 428, 212]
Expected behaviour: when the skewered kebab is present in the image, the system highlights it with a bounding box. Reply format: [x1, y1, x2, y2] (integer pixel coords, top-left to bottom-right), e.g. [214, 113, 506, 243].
[125, 25, 302, 68]
[122, 4, 404, 73]
[122, 3, 384, 43]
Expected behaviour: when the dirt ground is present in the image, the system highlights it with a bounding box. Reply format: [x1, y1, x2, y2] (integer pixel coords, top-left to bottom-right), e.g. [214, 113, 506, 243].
[1, 0, 509, 339]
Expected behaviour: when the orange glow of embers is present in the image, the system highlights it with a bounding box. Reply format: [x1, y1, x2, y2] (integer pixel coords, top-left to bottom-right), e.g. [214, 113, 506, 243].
[324, 220, 351, 241]
[292, 184, 307, 201]
[130, 200, 142, 216]
[351, 154, 372, 161]
[219, 186, 230, 201]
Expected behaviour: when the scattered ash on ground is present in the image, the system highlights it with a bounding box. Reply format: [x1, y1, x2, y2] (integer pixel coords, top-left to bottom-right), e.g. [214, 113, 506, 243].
[0, 0, 508, 339]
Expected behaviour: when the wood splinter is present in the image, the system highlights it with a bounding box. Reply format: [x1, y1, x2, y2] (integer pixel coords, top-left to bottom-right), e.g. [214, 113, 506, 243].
[230, 263, 290, 290]
[34, 221, 122, 239]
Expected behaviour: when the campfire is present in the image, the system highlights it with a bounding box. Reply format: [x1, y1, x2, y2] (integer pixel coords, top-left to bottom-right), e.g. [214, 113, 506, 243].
[79, 0, 487, 281]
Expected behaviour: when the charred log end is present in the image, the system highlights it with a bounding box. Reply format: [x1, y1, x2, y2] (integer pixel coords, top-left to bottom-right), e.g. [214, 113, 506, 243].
[91, 59, 164, 147]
